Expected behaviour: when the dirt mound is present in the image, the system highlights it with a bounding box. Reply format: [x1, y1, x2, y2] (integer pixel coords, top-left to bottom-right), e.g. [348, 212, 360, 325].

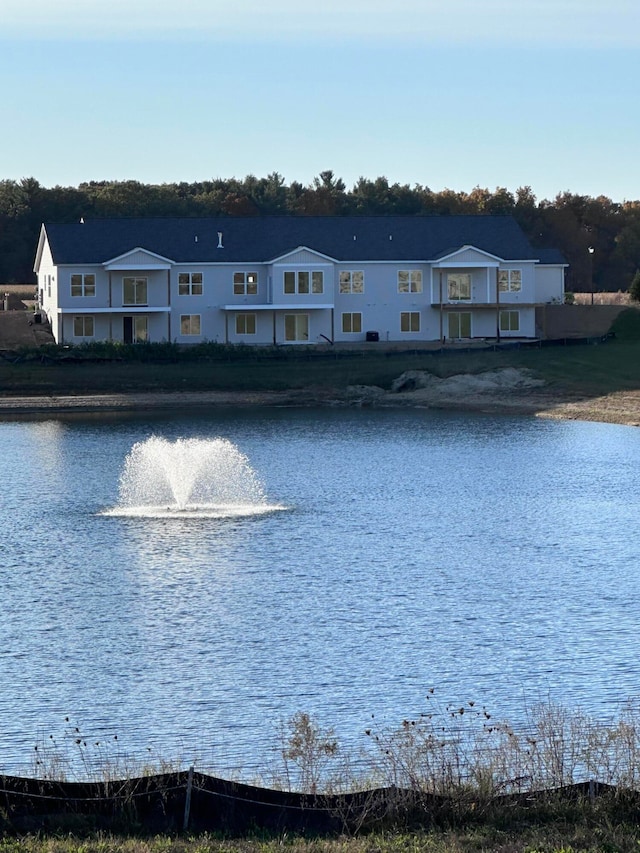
[391, 367, 545, 397]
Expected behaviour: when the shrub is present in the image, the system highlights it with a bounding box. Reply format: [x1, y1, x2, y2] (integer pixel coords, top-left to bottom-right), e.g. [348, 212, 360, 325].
[629, 269, 640, 302]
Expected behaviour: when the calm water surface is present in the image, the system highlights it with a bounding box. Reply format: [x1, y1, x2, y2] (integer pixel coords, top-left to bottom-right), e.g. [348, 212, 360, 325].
[0, 407, 639, 778]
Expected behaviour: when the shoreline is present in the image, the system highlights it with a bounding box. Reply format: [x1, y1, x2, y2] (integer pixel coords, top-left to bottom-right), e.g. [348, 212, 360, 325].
[1, 385, 639, 425]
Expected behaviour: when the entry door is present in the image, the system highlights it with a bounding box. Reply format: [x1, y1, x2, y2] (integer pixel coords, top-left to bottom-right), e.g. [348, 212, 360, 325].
[448, 312, 471, 339]
[123, 316, 148, 343]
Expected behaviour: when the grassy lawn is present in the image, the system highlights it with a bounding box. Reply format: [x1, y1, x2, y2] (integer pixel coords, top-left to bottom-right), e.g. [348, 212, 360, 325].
[1, 341, 640, 399]
[2, 810, 640, 853]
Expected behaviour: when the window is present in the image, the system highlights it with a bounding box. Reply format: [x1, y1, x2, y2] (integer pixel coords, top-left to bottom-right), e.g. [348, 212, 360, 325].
[123, 277, 147, 305]
[398, 270, 422, 293]
[71, 274, 96, 297]
[498, 270, 522, 292]
[236, 313, 256, 335]
[178, 272, 203, 296]
[447, 273, 471, 301]
[400, 311, 420, 333]
[73, 315, 94, 337]
[233, 272, 258, 295]
[284, 271, 324, 294]
[339, 271, 364, 294]
[448, 312, 472, 338]
[180, 314, 201, 336]
[284, 314, 309, 341]
[342, 312, 362, 333]
[500, 310, 520, 332]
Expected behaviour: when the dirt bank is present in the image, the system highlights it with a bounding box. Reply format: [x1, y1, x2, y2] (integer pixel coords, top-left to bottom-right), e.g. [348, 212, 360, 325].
[1, 368, 639, 426]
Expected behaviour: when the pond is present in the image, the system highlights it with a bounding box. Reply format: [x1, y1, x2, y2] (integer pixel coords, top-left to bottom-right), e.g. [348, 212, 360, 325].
[1, 407, 639, 780]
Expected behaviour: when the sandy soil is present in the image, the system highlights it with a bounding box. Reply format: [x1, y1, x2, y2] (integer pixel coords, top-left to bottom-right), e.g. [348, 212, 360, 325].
[1, 368, 640, 426]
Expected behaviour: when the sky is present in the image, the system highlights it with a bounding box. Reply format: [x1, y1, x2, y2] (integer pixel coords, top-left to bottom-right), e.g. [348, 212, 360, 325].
[2, 0, 639, 203]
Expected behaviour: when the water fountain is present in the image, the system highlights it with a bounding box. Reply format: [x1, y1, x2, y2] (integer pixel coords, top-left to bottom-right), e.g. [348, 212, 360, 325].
[105, 436, 280, 518]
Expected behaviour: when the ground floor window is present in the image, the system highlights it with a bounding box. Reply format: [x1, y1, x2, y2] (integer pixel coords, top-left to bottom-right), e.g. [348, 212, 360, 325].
[180, 314, 201, 336]
[448, 312, 471, 338]
[500, 310, 520, 332]
[342, 312, 362, 333]
[236, 313, 256, 335]
[73, 315, 94, 337]
[284, 314, 309, 342]
[123, 315, 148, 343]
[400, 311, 420, 333]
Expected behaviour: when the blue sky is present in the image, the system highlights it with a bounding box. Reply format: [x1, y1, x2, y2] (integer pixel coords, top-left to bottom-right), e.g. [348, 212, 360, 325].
[2, 0, 639, 202]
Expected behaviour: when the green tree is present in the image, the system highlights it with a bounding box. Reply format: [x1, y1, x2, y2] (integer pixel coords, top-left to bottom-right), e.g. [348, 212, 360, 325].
[629, 269, 640, 302]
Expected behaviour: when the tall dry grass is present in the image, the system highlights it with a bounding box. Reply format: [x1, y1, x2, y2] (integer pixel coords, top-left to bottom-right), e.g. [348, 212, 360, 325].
[573, 291, 630, 305]
[277, 697, 640, 798]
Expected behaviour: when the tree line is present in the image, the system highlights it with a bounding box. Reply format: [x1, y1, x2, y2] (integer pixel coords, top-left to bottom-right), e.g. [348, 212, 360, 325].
[2, 171, 639, 293]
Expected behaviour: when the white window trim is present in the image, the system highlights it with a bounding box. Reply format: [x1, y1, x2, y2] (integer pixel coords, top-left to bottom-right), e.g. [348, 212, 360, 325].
[400, 311, 421, 333]
[447, 272, 472, 301]
[339, 271, 365, 294]
[73, 315, 94, 337]
[498, 269, 522, 293]
[123, 276, 148, 306]
[341, 312, 362, 334]
[180, 314, 201, 336]
[71, 273, 96, 298]
[398, 270, 423, 294]
[178, 272, 203, 296]
[235, 313, 257, 335]
[283, 270, 324, 295]
[233, 272, 259, 296]
[499, 309, 520, 332]
[284, 313, 310, 342]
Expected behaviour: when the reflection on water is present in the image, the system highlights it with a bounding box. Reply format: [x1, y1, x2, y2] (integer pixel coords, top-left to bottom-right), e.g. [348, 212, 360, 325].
[1, 408, 640, 778]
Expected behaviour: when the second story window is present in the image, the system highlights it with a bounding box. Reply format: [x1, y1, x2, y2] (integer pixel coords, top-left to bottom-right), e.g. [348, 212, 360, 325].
[178, 273, 203, 295]
[123, 277, 147, 306]
[339, 271, 364, 294]
[233, 272, 258, 295]
[398, 270, 422, 293]
[71, 274, 96, 297]
[284, 271, 324, 295]
[447, 273, 471, 301]
[498, 270, 522, 292]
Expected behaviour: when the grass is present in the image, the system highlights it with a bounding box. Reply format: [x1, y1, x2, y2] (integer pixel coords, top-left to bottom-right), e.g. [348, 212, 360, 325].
[2, 807, 640, 853]
[0, 307, 639, 399]
[2, 312, 640, 400]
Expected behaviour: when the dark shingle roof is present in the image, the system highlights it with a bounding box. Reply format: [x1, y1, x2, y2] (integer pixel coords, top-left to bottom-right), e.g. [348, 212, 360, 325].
[535, 247, 567, 264]
[43, 215, 552, 265]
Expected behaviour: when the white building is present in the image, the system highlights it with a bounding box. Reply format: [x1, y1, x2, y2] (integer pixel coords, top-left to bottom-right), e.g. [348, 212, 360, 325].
[34, 215, 566, 346]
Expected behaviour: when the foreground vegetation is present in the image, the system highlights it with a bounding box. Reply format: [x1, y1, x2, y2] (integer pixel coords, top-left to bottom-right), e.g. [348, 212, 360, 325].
[3, 815, 640, 853]
[2, 309, 640, 401]
[7, 699, 640, 848]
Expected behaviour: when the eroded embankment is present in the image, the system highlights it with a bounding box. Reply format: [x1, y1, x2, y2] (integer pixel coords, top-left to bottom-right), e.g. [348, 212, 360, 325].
[0, 368, 639, 425]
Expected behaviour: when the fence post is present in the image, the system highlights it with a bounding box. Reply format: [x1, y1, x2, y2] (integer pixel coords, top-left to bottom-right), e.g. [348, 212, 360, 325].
[183, 765, 194, 831]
